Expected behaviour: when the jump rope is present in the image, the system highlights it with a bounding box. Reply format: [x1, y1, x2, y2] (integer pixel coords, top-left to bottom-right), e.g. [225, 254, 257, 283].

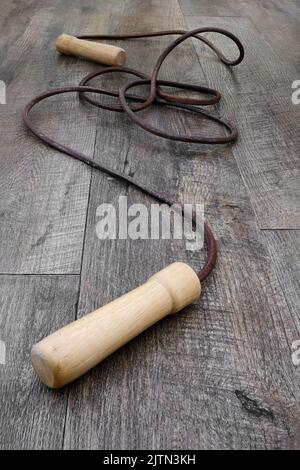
[24, 28, 245, 388]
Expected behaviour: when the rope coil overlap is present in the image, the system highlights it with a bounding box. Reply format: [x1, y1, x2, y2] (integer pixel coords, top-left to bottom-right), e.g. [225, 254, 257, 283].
[23, 28, 244, 281]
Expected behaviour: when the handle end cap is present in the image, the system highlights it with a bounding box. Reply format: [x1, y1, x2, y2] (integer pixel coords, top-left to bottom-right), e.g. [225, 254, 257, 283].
[31, 344, 63, 389]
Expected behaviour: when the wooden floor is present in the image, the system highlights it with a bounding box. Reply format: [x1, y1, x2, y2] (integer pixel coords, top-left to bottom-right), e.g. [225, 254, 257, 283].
[0, 0, 299, 450]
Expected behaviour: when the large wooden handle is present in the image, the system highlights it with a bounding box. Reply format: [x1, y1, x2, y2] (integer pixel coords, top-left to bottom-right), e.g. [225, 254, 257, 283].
[31, 262, 201, 388]
[56, 33, 126, 66]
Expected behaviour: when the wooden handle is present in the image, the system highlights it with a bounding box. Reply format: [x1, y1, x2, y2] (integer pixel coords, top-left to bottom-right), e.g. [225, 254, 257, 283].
[31, 262, 201, 388]
[56, 33, 126, 66]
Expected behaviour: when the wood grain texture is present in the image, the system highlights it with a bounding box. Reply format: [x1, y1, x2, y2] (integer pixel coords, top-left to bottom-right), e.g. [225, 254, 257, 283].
[180, 0, 300, 64]
[62, 1, 300, 450]
[184, 14, 299, 229]
[0, 0, 103, 273]
[32, 263, 201, 388]
[264, 230, 300, 327]
[0, 274, 79, 450]
[56, 34, 126, 66]
[0, 0, 299, 451]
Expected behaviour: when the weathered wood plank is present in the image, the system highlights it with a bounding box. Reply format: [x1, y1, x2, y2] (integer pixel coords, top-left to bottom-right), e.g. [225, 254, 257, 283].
[0, 0, 42, 52]
[180, 1, 300, 152]
[230, 0, 300, 65]
[264, 230, 300, 327]
[1, 0, 299, 451]
[64, 3, 300, 450]
[180, 0, 300, 159]
[184, 15, 299, 229]
[0, 274, 79, 450]
[180, 0, 300, 32]
[0, 0, 106, 273]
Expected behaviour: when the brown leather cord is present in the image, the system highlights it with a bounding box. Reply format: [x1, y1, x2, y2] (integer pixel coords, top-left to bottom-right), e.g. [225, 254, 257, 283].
[23, 28, 244, 282]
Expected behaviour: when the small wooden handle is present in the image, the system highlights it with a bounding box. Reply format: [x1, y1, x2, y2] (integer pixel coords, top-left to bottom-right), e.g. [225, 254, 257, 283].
[31, 262, 201, 388]
[56, 33, 126, 66]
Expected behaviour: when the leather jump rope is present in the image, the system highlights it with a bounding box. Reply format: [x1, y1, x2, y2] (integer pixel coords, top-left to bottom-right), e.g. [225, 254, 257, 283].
[23, 27, 244, 388]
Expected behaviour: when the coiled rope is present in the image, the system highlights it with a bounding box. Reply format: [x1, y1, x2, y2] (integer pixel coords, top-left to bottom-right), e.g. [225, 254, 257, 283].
[23, 27, 244, 281]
